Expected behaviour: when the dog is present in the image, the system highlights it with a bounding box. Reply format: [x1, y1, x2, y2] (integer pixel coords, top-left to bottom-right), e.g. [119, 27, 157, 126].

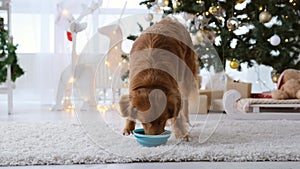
[119, 17, 198, 140]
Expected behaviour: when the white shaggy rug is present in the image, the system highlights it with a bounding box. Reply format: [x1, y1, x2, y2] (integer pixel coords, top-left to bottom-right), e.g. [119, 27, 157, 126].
[1, 118, 300, 166]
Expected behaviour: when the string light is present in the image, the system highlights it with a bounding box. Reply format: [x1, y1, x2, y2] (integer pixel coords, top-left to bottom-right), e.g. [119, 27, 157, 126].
[68, 77, 75, 83]
[62, 9, 69, 15]
[105, 61, 111, 67]
[97, 105, 109, 114]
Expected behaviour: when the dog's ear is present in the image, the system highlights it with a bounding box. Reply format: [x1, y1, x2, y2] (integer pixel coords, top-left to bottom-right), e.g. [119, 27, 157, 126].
[119, 94, 138, 120]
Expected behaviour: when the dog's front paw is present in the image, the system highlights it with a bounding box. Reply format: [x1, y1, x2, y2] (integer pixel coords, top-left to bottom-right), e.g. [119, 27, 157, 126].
[122, 119, 136, 136]
[122, 127, 134, 136]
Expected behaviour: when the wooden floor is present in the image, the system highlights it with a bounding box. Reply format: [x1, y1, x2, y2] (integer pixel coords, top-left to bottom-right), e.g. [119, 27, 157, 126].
[1, 101, 300, 169]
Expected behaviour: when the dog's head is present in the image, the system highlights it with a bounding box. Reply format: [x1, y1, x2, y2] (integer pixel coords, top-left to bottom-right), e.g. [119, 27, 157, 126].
[119, 87, 181, 135]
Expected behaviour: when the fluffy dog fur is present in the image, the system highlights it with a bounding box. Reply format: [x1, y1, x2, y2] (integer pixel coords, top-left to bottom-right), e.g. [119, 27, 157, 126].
[119, 18, 198, 140]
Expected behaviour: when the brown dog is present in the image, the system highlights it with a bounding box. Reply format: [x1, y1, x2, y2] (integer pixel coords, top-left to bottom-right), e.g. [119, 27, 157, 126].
[119, 17, 198, 140]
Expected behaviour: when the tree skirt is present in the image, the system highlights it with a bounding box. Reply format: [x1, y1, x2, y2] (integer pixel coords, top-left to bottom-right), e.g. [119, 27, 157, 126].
[1, 119, 300, 166]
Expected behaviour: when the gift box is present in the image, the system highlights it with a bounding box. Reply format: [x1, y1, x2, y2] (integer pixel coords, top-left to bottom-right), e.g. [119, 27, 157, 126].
[251, 92, 272, 98]
[226, 81, 252, 98]
[198, 94, 208, 114]
[199, 89, 224, 112]
[210, 99, 224, 112]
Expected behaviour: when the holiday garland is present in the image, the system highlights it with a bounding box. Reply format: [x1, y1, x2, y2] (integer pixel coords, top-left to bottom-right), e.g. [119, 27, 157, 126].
[0, 17, 24, 83]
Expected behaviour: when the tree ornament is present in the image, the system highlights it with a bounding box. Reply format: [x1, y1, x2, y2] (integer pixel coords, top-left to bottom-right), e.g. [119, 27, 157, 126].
[236, 0, 245, 3]
[230, 59, 239, 69]
[259, 11, 272, 23]
[157, 0, 169, 7]
[208, 5, 218, 15]
[144, 13, 153, 22]
[270, 34, 281, 46]
[197, 14, 210, 29]
[66, 31, 72, 41]
[226, 17, 239, 30]
[272, 73, 281, 83]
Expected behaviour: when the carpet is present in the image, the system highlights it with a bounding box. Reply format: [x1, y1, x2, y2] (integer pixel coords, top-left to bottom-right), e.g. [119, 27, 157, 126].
[1, 117, 300, 166]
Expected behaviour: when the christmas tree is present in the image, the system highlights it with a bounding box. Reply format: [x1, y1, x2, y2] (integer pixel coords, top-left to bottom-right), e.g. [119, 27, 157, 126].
[139, 0, 300, 73]
[0, 17, 24, 83]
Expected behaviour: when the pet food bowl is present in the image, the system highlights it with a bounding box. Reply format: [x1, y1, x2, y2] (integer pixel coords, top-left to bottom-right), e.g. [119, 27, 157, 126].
[133, 128, 171, 147]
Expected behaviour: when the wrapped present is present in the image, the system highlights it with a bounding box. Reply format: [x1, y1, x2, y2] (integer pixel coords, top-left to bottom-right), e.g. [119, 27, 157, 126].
[199, 89, 224, 111]
[210, 99, 224, 112]
[226, 80, 252, 98]
[251, 92, 272, 99]
[197, 94, 208, 114]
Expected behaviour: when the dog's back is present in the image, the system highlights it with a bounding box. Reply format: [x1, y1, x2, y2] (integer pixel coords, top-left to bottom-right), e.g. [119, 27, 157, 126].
[129, 17, 198, 90]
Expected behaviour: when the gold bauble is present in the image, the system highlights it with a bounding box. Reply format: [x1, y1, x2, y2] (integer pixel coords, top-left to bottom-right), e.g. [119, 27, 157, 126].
[259, 11, 272, 23]
[208, 6, 218, 15]
[236, 0, 245, 3]
[229, 59, 239, 69]
[164, 0, 169, 6]
[272, 73, 281, 83]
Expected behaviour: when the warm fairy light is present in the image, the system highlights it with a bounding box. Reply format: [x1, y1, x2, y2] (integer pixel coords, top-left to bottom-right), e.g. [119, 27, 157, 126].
[108, 76, 112, 80]
[118, 62, 122, 66]
[293, 3, 296, 6]
[68, 77, 75, 83]
[196, 0, 202, 4]
[62, 9, 69, 16]
[285, 39, 289, 42]
[267, 39, 270, 42]
[289, 0, 294, 3]
[206, 48, 209, 51]
[114, 46, 118, 50]
[97, 105, 109, 114]
[285, 15, 289, 19]
[105, 61, 111, 67]
[205, 11, 209, 16]
[65, 96, 70, 100]
[258, 6, 263, 11]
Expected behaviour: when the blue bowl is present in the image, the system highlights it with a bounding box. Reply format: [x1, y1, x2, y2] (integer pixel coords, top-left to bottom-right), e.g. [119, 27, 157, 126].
[133, 128, 171, 147]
